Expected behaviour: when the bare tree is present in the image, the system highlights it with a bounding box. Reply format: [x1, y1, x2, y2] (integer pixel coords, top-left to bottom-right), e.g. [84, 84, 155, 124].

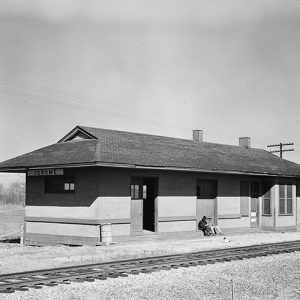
[0, 183, 5, 205]
[4, 181, 25, 206]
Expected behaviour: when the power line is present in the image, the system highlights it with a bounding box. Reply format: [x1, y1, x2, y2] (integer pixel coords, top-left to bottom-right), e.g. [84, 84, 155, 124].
[1, 76, 298, 148]
[0, 76, 201, 130]
[267, 142, 294, 158]
[0, 76, 247, 141]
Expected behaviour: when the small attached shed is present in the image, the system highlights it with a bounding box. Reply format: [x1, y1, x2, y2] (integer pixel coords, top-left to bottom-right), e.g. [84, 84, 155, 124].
[0, 126, 300, 245]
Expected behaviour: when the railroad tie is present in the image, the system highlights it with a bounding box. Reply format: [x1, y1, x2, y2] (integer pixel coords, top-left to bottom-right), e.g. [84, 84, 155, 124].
[0, 288, 15, 293]
[12, 286, 29, 291]
[1, 240, 300, 294]
[28, 285, 43, 289]
[126, 270, 140, 275]
[139, 269, 151, 273]
[42, 282, 59, 286]
[68, 278, 86, 283]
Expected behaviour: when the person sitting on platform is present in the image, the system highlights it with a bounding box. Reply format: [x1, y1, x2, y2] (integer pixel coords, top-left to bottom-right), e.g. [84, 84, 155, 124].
[207, 217, 222, 235]
[198, 216, 222, 236]
[198, 216, 210, 236]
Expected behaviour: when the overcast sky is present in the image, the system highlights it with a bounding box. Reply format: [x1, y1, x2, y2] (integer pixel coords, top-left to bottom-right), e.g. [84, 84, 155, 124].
[0, 0, 300, 185]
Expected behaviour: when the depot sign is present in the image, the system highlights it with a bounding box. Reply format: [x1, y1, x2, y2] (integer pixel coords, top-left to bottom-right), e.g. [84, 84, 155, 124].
[27, 169, 64, 176]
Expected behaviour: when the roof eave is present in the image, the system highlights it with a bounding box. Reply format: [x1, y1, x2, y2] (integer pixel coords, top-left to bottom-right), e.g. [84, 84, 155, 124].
[0, 167, 27, 173]
[129, 165, 298, 178]
[1, 162, 298, 178]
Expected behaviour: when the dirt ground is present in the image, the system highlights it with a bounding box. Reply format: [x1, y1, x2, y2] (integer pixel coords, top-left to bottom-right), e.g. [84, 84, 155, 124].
[1, 205, 300, 277]
[1, 206, 300, 299]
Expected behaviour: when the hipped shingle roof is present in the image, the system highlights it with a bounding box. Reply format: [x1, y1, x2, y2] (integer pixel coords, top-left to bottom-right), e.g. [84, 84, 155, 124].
[1, 125, 300, 177]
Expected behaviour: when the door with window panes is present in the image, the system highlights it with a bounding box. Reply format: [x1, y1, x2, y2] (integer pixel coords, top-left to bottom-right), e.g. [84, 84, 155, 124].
[130, 177, 157, 234]
[130, 178, 146, 235]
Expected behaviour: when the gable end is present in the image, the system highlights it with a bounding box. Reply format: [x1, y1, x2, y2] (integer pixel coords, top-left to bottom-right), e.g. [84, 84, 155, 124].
[58, 126, 98, 143]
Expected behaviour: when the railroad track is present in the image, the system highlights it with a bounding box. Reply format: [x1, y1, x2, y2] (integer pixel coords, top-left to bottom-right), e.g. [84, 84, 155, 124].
[1, 240, 300, 294]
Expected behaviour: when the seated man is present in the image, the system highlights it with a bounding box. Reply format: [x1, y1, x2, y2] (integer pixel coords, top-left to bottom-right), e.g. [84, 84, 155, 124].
[198, 216, 210, 236]
[198, 216, 222, 236]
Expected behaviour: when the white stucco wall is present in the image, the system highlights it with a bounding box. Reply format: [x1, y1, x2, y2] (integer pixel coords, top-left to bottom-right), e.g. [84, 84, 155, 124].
[26, 222, 99, 237]
[97, 196, 131, 219]
[157, 196, 196, 217]
[218, 217, 249, 229]
[112, 224, 130, 236]
[218, 197, 240, 215]
[26, 202, 99, 219]
[26, 196, 131, 221]
[157, 220, 196, 232]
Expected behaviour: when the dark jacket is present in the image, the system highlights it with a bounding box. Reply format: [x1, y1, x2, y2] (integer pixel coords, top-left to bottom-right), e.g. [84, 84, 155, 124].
[198, 219, 207, 230]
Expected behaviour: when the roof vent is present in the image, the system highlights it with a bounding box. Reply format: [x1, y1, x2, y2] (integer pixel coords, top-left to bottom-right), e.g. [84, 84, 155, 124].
[239, 137, 250, 149]
[193, 130, 203, 143]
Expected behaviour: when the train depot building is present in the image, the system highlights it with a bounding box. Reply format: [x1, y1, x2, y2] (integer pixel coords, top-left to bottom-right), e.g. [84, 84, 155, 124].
[1, 126, 300, 245]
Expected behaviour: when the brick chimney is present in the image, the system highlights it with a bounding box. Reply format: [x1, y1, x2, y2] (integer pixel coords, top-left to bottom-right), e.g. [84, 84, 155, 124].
[239, 137, 251, 149]
[193, 130, 203, 143]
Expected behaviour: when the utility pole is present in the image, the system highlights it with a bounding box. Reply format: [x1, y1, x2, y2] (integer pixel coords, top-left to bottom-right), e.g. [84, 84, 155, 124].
[267, 142, 294, 158]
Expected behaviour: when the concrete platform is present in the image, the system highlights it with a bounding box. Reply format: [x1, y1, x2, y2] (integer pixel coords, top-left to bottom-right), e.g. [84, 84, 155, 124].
[113, 227, 269, 245]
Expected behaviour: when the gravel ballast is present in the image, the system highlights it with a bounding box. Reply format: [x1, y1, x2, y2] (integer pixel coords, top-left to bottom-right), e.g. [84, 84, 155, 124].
[2, 231, 300, 274]
[2, 251, 300, 299]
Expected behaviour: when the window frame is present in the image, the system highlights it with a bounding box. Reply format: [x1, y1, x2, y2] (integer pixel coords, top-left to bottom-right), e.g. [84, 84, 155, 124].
[130, 184, 140, 199]
[130, 177, 148, 200]
[44, 176, 75, 194]
[278, 184, 293, 216]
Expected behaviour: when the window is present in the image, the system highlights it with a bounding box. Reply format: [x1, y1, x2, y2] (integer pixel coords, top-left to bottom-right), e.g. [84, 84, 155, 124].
[64, 182, 75, 191]
[45, 177, 75, 194]
[240, 181, 249, 216]
[131, 184, 147, 199]
[262, 182, 272, 215]
[196, 180, 217, 199]
[279, 184, 293, 215]
[142, 185, 147, 199]
[130, 184, 139, 199]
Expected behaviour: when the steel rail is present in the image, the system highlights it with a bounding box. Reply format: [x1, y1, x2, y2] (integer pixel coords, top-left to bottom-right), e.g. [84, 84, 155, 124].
[0, 240, 300, 294]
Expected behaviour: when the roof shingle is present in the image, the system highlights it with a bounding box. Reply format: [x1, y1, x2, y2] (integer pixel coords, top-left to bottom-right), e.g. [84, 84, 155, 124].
[1, 125, 300, 177]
